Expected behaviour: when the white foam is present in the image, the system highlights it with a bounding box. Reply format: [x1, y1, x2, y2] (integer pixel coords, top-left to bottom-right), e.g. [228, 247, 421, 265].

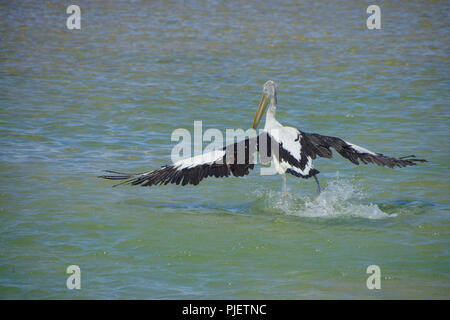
[253, 177, 396, 219]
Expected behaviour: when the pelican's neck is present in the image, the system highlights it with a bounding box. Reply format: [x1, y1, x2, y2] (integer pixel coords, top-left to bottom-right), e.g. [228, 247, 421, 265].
[264, 95, 278, 128]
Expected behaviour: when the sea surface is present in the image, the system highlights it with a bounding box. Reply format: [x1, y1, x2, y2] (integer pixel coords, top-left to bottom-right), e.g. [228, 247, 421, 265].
[0, 0, 449, 299]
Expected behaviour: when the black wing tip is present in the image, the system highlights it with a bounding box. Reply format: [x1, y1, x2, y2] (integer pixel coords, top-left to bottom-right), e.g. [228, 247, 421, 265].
[98, 170, 131, 178]
[98, 175, 132, 180]
[396, 155, 427, 167]
[398, 155, 427, 162]
[98, 170, 135, 187]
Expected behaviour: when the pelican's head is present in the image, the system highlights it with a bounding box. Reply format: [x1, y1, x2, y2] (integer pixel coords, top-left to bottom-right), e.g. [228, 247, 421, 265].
[253, 80, 277, 129]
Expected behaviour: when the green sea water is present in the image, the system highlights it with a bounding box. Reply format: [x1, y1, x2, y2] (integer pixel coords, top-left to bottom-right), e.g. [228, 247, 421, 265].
[0, 0, 449, 299]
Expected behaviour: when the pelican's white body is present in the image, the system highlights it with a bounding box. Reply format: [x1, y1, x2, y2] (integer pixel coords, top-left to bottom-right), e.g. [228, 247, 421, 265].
[262, 88, 314, 177]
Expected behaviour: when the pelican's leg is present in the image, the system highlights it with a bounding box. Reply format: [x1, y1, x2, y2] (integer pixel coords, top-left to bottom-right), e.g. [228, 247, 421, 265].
[282, 174, 287, 196]
[313, 175, 321, 194]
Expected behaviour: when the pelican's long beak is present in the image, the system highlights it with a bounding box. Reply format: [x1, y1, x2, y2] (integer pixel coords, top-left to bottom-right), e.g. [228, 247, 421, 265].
[252, 94, 269, 129]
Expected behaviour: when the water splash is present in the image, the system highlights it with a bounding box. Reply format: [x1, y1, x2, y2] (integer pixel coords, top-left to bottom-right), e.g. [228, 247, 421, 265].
[254, 178, 396, 219]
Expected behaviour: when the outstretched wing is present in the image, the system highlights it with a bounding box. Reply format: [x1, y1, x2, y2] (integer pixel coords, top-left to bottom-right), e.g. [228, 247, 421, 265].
[299, 131, 426, 168]
[99, 133, 262, 187]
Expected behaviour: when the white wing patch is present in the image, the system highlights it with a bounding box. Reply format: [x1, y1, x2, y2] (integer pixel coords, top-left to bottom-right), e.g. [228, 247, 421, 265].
[174, 149, 226, 169]
[344, 141, 377, 156]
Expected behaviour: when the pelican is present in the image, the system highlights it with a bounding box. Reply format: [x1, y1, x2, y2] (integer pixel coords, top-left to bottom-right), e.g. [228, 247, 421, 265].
[100, 80, 426, 193]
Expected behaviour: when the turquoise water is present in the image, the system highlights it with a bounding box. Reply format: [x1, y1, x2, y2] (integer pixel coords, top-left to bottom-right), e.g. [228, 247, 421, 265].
[0, 0, 449, 299]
